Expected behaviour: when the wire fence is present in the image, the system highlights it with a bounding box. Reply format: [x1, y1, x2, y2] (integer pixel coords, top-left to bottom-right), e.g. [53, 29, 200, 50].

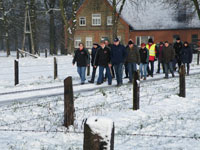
[0, 128, 199, 140]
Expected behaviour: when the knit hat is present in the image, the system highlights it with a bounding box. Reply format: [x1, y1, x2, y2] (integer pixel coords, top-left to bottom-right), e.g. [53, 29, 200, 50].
[148, 38, 153, 43]
[128, 40, 134, 45]
[141, 43, 146, 47]
[93, 43, 98, 46]
[176, 37, 180, 40]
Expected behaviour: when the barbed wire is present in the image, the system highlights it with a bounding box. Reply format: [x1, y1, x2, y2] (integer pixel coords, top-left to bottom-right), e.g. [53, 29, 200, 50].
[0, 128, 199, 140]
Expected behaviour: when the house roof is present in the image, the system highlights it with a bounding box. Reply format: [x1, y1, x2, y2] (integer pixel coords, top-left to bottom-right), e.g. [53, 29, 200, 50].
[112, 0, 200, 30]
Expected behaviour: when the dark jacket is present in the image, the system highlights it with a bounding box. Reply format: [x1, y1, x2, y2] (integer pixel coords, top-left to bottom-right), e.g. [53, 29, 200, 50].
[94, 46, 111, 67]
[72, 48, 89, 67]
[126, 45, 140, 63]
[91, 45, 100, 66]
[157, 45, 164, 61]
[139, 47, 149, 64]
[162, 45, 175, 63]
[111, 44, 127, 65]
[180, 46, 193, 64]
[173, 42, 183, 59]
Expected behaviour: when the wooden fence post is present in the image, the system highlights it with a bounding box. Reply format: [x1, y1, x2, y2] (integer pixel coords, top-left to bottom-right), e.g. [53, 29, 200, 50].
[64, 76, 74, 128]
[14, 60, 19, 86]
[54, 57, 57, 79]
[197, 52, 200, 65]
[84, 117, 114, 150]
[133, 71, 140, 110]
[16, 49, 19, 59]
[179, 65, 186, 97]
[45, 49, 48, 58]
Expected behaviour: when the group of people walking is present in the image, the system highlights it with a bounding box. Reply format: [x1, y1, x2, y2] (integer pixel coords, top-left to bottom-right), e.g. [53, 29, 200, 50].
[72, 37, 193, 85]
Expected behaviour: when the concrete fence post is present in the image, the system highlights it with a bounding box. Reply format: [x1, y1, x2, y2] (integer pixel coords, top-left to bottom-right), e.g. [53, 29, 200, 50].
[83, 116, 114, 150]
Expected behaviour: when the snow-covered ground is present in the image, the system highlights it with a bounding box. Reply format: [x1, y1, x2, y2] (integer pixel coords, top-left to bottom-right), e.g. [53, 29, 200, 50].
[0, 52, 200, 150]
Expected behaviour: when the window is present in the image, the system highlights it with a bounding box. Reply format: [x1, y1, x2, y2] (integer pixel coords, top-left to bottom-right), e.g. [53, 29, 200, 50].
[74, 37, 81, 48]
[107, 16, 112, 26]
[192, 34, 198, 44]
[173, 35, 180, 43]
[85, 37, 93, 48]
[92, 14, 101, 26]
[136, 36, 154, 46]
[79, 17, 86, 26]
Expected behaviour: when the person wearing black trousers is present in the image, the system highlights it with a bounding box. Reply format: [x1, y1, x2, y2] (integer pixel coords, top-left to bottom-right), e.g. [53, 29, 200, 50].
[88, 43, 100, 83]
[105, 40, 115, 78]
[180, 41, 193, 75]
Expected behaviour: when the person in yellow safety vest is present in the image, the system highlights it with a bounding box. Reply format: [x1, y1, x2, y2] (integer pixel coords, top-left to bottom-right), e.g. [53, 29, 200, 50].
[146, 38, 157, 77]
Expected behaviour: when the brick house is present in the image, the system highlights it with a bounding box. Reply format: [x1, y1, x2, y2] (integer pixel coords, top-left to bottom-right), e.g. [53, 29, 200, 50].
[68, 0, 200, 50]
[71, 0, 130, 50]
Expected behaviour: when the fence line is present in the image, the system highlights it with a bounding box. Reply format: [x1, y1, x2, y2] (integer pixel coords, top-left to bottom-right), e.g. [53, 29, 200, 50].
[0, 128, 199, 140]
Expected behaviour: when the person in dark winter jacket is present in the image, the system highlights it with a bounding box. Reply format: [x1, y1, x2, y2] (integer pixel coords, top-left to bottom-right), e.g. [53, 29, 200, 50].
[173, 37, 183, 71]
[72, 43, 89, 84]
[156, 42, 165, 73]
[162, 41, 175, 79]
[111, 37, 127, 86]
[105, 39, 115, 78]
[94, 40, 112, 85]
[126, 40, 140, 82]
[180, 41, 193, 75]
[139, 43, 149, 80]
[88, 43, 100, 83]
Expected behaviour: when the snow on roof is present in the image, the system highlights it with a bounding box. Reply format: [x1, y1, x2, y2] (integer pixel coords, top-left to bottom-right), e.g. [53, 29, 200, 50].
[118, 0, 200, 30]
[86, 116, 114, 149]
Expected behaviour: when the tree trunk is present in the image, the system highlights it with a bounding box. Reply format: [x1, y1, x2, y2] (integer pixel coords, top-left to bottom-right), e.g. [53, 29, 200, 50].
[192, 0, 200, 20]
[49, 9, 56, 55]
[30, 0, 38, 54]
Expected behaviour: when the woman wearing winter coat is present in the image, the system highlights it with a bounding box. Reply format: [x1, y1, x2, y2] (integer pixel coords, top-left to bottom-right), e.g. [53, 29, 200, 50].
[180, 41, 193, 75]
[139, 43, 149, 80]
[72, 43, 90, 84]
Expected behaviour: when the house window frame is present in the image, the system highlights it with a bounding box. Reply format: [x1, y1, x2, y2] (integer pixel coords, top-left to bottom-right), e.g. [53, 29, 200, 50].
[92, 14, 101, 26]
[79, 17, 86, 26]
[173, 35, 180, 43]
[191, 34, 198, 44]
[85, 37, 93, 48]
[107, 16, 112, 26]
[136, 36, 154, 46]
[74, 37, 81, 48]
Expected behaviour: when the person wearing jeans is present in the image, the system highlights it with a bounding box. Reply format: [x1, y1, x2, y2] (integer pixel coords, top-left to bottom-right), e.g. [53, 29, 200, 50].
[146, 38, 157, 77]
[77, 67, 86, 83]
[111, 37, 127, 86]
[94, 40, 112, 85]
[162, 41, 175, 79]
[72, 43, 89, 84]
[139, 43, 149, 80]
[126, 40, 140, 82]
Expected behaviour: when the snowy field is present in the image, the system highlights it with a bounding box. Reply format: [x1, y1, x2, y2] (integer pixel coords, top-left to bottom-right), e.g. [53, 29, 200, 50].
[0, 52, 200, 150]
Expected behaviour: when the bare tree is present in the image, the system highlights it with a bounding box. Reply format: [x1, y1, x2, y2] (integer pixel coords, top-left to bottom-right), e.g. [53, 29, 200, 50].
[0, 0, 10, 56]
[45, 0, 57, 55]
[60, 0, 80, 54]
